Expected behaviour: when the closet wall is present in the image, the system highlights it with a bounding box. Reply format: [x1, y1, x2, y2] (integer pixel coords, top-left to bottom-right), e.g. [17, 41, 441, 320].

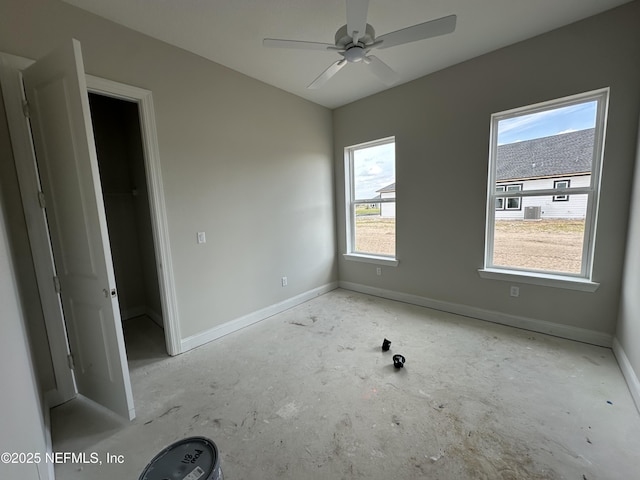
[89, 93, 163, 327]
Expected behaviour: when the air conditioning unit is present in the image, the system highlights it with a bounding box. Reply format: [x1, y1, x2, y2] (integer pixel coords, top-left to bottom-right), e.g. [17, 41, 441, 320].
[524, 206, 542, 220]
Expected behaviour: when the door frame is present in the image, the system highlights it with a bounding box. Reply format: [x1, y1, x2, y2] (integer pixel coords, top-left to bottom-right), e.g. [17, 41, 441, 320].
[0, 51, 181, 407]
[85, 74, 181, 355]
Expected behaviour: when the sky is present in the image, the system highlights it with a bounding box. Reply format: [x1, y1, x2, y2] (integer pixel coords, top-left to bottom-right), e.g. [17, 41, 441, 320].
[353, 142, 395, 200]
[497, 100, 597, 145]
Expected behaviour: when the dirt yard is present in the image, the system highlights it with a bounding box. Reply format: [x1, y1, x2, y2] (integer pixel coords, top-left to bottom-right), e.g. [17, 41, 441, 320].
[354, 216, 396, 256]
[355, 217, 585, 274]
[493, 219, 585, 274]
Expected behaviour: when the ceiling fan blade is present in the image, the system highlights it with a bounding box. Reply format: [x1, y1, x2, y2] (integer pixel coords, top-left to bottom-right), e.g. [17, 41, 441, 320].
[263, 38, 336, 51]
[376, 14, 457, 50]
[346, 0, 369, 44]
[307, 60, 347, 89]
[365, 55, 399, 85]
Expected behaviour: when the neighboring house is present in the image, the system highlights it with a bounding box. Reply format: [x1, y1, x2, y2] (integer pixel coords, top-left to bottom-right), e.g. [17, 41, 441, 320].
[377, 182, 396, 218]
[495, 128, 594, 220]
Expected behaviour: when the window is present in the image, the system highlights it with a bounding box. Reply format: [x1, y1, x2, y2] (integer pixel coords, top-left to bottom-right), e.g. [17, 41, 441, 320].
[553, 179, 570, 201]
[495, 185, 505, 210]
[483, 89, 608, 285]
[345, 137, 396, 262]
[496, 184, 523, 210]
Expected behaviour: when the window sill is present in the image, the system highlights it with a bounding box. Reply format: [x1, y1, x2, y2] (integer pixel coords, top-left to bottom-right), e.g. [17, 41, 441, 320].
[343, 253, 399, 267]
[478, 268, 599, 292]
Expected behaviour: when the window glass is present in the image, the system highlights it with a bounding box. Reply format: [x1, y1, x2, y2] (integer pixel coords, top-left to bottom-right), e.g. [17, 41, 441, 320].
[492, 195, 588, 274]
[486, 90, 608, 278]
[346, 138, 396, 258]
[495, 185, 505, 210]
[553, 179, 571, 201]
[496, 102, 597, 192]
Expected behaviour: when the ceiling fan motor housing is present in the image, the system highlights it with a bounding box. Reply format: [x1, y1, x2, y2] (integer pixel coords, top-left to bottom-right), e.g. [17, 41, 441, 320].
[335, 23, 376, 49]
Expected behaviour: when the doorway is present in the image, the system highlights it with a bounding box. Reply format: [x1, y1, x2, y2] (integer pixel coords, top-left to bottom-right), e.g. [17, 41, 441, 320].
[88, 93, 167, 365]
[1, 48, 182, 417]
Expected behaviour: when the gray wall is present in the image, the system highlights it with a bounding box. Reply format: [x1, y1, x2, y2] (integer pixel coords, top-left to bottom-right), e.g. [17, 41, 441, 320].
[0, 187, 49, 480]
[333, 2, 640, 336]
[616, 118, 640, 396]
[2, 0, 639, 432]
[0, 0, 336, 349]
[126, 101, 165, 323]
[90, 93, 163, 323]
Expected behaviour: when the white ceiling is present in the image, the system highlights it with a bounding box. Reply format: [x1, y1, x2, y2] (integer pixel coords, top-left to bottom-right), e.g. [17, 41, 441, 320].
[62, 0, 631, 109]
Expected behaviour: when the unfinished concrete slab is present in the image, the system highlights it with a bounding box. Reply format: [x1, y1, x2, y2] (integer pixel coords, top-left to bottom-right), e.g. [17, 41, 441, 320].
[52, 289, 640, 479]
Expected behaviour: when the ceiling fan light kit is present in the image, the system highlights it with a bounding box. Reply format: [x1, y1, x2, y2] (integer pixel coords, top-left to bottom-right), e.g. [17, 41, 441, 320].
[263, 0, 456, 89]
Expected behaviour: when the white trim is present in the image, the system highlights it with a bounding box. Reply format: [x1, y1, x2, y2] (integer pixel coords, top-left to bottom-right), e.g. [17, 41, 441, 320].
[121, 306, 164, 328]
[44, 389, 65, 410]
[339, 281, 612, 347]
[612, 338, 640, 414]
[145, 308, 164, 328]
[354, 197, 396, 204]
[0, 51, 182, 415]
[343, 253, 399, 266]
[496, 185, 592, 198]
[42, 399, 55, 480]
[85, 75, 182, 356]
[121, 306, 147, 320]
[0, 51, 31, 69]
[344, 136, 396, 259]
[484, 88, 609, 281]
[0, 52, 76, 405]
[181, 282, 338, 352]
[346, 135, 396, 150]
[478, 268, 600, 292]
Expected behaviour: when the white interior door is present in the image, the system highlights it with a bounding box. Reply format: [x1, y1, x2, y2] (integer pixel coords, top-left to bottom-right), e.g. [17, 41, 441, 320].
[22, 39, 135, 420]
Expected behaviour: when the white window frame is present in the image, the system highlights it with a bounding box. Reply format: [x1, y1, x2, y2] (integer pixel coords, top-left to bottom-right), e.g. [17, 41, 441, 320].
[504, 184, 523, 210]
[553, 179, 571, 201]
[495, 185, 506, 210]
[480, 88, 609, 291]
[343, 136, 398, 266]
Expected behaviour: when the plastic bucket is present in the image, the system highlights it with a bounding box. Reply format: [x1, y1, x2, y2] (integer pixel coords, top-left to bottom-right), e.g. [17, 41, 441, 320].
[139, 436, 223, 480]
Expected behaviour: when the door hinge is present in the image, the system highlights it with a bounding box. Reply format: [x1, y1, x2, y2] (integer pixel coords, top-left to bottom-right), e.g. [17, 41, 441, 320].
[53, 276, 61, 294]
[38, 191, 46, 209]
[22, 100, 30, 118]
[67, 353, 75, 370]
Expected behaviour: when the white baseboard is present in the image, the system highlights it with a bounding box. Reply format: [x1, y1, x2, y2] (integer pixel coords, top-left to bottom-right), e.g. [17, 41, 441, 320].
[180, 282, 338, 353]
[121, 306, 146, 320]
[43, 398, 55, 480]
[339, 281, 613, 347]
[145, 308, 163, 328]
[613, 338, 640, 414]
[122, 306, 164, 328]
[45, 388, 66, 409]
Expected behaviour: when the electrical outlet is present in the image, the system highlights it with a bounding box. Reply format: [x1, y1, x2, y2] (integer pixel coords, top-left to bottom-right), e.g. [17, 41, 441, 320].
[376, 267, 382, 276]
[197, 231, 206, 244]
[281, 276, 288, 287]
[510, 286, 520, 297]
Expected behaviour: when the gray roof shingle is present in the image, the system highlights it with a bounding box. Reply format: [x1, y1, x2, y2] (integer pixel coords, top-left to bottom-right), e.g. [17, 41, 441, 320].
[377, 182, 396, 193]
[496, 128, 594, 182]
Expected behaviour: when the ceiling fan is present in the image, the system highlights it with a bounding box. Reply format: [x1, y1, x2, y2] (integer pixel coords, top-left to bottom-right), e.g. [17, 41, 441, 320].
[263, 0, 456, 89]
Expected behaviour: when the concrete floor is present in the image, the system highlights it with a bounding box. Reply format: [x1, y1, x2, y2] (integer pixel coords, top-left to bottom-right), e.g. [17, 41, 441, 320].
[51, 289, 640, 479]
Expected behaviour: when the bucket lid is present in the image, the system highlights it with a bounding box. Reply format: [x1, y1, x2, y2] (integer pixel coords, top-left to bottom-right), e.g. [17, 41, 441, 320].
[139, 436, 219, 480]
